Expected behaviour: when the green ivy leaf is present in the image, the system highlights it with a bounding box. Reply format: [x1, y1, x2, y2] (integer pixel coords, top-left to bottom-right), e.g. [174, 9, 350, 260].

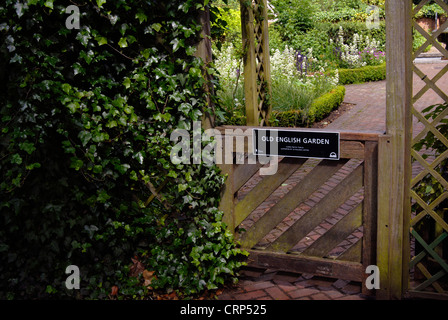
[19, 142, 36, 155]
[11, 153, 23, 165]
[123, 77, 131, 89]
[96, 0, 107, 8]
[70, 158, 84, 171]
[95, 36, 108, 46]
[44, 0, 54, 9]
[118, 37, 128, 48]
[152, 23, 162, 32]
[135, 11, 147, 23]
[67, 102, 79, 113]
[78, 131, 92, 146]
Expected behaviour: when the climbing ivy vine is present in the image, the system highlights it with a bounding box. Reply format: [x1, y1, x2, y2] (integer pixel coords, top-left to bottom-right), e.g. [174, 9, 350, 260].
[0, 0, 246, 299]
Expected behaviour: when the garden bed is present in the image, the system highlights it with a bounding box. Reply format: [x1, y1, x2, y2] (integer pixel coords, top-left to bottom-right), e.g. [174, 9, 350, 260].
[225, 85, 346, 128]
[271, 85, 346, 127]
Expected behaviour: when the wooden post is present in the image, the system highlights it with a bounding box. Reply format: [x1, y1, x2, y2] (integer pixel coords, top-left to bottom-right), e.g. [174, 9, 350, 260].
[196, 5, 215, 129]
[378, 0, 413, 300]
[240, 1, 259, 126]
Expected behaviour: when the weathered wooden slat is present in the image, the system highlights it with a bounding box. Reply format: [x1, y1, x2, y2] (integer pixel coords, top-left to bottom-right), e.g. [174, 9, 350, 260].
[362, 140, 379, 295]
[216, 129, 367, 159]
[234, 158, 305, 227]
[239, 159, 348, 249]
[267, 164, 364, 253]
[337, 239, 362, 263]
[216, 126, 381, 142]
[247, 250, 364, 282]
[218, 163, 235, 233]
[302, 203, 363, 258]
[233, 162, 263, 192]
[377, 134, 393, 299]
[340, 141, 365, 159]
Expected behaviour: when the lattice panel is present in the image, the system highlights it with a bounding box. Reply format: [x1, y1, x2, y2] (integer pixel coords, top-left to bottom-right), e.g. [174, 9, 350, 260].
[411, 0, 448, 296]
[253, 1, 271, 126]
[240, 0, 272, 126]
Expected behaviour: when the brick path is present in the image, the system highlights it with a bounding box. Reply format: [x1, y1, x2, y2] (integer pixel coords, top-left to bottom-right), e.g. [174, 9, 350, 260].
[219, 61, 448, 301]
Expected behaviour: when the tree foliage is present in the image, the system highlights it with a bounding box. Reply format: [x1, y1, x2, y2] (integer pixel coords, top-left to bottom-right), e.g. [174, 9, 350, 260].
[0, 0, 246, 299]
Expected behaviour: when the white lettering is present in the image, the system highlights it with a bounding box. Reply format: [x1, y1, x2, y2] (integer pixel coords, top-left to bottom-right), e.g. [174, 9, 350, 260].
[365, 265, 380, 289]
[180, 304, 214, 317]
[65, 5, 80, 30]
[65, 265, 80, 290]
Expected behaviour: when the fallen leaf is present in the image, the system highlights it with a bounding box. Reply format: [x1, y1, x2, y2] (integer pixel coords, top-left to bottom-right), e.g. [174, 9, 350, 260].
[129, 257, 145, 277]
[143, 270, 155, 280]
[111, 285, 118, 296]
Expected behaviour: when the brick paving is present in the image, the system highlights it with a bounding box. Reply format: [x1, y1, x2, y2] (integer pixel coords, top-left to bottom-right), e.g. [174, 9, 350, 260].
[219, 267, 369, 300]
[219, 61, 448, 301]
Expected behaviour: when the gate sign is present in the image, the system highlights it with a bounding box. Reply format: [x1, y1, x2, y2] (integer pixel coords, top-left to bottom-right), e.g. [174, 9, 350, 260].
[253, 129, 340, 160]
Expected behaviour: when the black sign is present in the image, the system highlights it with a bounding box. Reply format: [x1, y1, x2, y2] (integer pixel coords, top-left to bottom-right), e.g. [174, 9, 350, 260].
[253, 129, 340, 160]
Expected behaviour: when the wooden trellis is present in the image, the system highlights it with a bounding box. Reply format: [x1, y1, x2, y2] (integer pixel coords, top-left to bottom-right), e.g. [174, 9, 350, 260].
[379, 0, 448, 300]
[240, 0, 272, 126]
[409, 0, 448, 299]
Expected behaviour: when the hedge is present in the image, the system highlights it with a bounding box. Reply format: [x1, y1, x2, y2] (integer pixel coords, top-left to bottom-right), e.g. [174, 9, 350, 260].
[225, 85, 346, 127]
[337, 63, 386, 85]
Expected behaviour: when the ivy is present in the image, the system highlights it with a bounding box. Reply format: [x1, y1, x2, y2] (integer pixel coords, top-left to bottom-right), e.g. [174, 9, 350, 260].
[0, 0, 246, 299]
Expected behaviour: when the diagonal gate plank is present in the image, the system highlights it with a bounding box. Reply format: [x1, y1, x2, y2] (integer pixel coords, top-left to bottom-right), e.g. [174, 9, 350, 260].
[337, 239, 362, 262]
[234, 157, 306, 227]
[233, 162, 264, 192]
[302, 202, 363, 258]
[267, 164, 364, 253]
[239, 159, 348, 249]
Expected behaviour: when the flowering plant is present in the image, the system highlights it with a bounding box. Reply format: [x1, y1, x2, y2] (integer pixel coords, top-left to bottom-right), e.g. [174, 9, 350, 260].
[331, 26, 385, 69]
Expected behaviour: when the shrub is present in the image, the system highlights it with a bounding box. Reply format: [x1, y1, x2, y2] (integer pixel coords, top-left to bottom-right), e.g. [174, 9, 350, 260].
[337, 63, 386, 84]
[270, 0, 318, 45]
[0, 0, 246, 299]
[306, 85, 346, 125]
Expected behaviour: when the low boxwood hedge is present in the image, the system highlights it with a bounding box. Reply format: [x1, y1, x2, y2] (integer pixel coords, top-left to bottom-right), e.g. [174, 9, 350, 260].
[224, 85, 346, 128]
[338, 63, 386, 85]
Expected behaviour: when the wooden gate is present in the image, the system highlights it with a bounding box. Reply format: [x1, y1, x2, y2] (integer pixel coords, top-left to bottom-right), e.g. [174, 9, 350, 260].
[218, 126, 379, 294]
